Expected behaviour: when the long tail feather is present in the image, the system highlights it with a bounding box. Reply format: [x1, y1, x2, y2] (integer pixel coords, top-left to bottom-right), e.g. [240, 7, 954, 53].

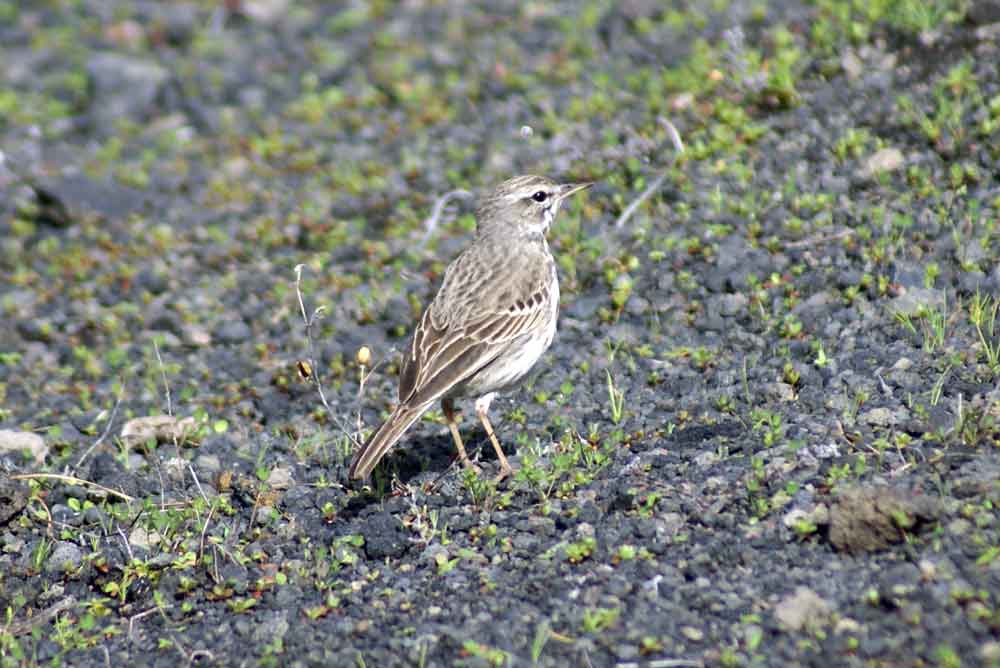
[349, 404, 429, 480]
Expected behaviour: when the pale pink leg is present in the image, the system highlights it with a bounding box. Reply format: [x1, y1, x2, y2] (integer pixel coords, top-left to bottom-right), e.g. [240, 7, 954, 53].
[442, 397, 478, 472]
[475, 393, 513, 481]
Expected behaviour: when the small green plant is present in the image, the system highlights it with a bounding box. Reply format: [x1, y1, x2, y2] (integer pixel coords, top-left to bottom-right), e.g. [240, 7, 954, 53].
[227, 597, 258, 613]
[564, 536, 597, 563]
[434, 551, 459, 575]
[640, 636, 664, 655]
[530, 621, 550, 667]
[31, 539, 52, 573]
[745, 456, 770, 517]
[715, 394, 736, 413]
[976, 545, 1000, 567]
[933, 643, 962, 668]
[780, 314, 803, 339]
[825, 462, 853, 486]
[894, 296, 950, 353]
[813, 341, 829, 368]
[615, 544, 637, 561]
[581, 607, 620, 634]
[792, 517, 819, 538]
[461, 640, 509, 668]
[969, 290, 1000, 373]
[930, 365, 952, 407]
[751, 409, 784, 447]
[462, 467, 496, 507]
[637, 492, 661, 518]
[606, 369, 625, 424]
[782, 361, 801, 387]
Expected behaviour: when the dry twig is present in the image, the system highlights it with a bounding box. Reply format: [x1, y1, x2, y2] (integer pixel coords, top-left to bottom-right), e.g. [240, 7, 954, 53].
[615, 117, 685, 228]
[420, 189, 473, 246]
[10, 472, 134, 503]
[74, 381, 125, 471]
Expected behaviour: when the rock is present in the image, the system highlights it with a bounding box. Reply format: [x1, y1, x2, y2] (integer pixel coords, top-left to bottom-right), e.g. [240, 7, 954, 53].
[129, 526, 161, 550]
[134, 268, 169, 295]
[103, 19, 145, 50]
[783, 504, 829, 530]
[149, 2, 199, 44]
[0, 477, 30, 526]
[87, 53, 169, 134]
[829, 485, 940, 553]
[267, 466, 294, 490]
[968, 0, 1000, 24]
[792, 289, 832, 313]
[891, 286, 945, 317]
[182, 324, 212, 347]
[947, 518, 971, 536]
[83, 506, 106, 525]
[0, 430, 48, 464]
[252, 610, 290, 644]
[27, 174, 148, 226]
[835, 617, 861, 634]
[15, 319, 53, 342]
[958, 237, 990, 266]
[891, 357, 913, 371]
[764, 382, 796, 402]
[146, 309, 185, 337]
[362, 513, 409, 560]
[164, 456, 188, 482]
[256, 506, 276, 525]
[774, 586, 832, 632]
[215, 320, 252, 345]
[51, 504, 80, 527]
[951, 457, 1000, 498]
[45, 541, 84, 574]
[982, 642, 1000, 662]
[841, 49, 863, 80]
[120, 415, 197, 449]
[88, 452, 123, 486]
[860, 407, 894, 427]
[718, 293, 748, 316]
[693, 451, 720, 468]
[240, 0, 292, 24]
[861, 147, 904, 178]
[194, 454, 222, 476]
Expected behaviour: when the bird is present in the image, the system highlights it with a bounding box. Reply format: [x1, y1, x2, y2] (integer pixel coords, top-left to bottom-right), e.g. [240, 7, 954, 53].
[349, 175, 592, 482]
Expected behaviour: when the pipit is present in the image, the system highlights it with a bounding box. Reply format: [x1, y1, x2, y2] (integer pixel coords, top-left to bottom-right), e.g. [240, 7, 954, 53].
[349, 175, 592, 481]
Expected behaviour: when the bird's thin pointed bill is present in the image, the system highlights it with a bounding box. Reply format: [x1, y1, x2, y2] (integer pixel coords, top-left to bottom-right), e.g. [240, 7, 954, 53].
[557, 182, 593, 200]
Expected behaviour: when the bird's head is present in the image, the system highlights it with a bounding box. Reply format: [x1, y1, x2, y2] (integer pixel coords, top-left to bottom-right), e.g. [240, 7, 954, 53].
[475, 175, 592, 238]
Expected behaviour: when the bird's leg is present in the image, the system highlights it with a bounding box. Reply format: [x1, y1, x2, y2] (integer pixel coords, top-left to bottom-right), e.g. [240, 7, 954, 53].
[442, 397, 477, 472]
[474, 393, 513, 482]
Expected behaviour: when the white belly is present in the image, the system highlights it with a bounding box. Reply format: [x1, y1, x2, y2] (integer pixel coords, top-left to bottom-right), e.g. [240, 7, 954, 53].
[451, 278, 559, 399]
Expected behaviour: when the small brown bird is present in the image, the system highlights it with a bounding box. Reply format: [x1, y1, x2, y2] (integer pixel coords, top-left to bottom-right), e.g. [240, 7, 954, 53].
[349, 175, 592, 481]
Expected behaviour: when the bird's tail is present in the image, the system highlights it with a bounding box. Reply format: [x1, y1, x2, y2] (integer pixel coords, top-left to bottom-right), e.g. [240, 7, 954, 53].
[349, 404, 429, 480]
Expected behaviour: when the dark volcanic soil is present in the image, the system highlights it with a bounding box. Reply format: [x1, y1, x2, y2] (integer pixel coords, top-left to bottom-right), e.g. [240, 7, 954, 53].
[1, 1, 999, 667]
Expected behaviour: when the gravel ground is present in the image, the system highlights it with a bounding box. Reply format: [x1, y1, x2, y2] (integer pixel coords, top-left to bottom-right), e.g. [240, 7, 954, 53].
[2, 1, 1000, 667]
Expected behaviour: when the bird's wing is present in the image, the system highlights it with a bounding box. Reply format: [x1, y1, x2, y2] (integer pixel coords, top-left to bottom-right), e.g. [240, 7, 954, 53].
[398, 245, 553, 407]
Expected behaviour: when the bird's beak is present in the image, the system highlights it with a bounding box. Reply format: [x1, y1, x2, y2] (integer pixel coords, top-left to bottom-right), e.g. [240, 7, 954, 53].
[557, 182, 593, 200]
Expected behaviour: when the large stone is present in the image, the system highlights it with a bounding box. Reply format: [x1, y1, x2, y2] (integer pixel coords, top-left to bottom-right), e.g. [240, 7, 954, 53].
[0, 430, 47, 464]
[45, 541, 84, 574]
[87, 53, 169, 133]
[120, 415, 197, 448]
[829, 485, 940, 553]
[775, 587, 832, 632]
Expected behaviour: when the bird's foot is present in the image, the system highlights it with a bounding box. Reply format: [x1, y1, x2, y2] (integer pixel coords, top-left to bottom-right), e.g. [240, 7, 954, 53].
[492, 463, 515, 484]
[458, 456, 483, 476]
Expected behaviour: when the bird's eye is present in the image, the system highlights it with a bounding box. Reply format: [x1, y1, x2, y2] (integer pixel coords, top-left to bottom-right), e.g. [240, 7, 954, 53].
[531, 191, 548, 202]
